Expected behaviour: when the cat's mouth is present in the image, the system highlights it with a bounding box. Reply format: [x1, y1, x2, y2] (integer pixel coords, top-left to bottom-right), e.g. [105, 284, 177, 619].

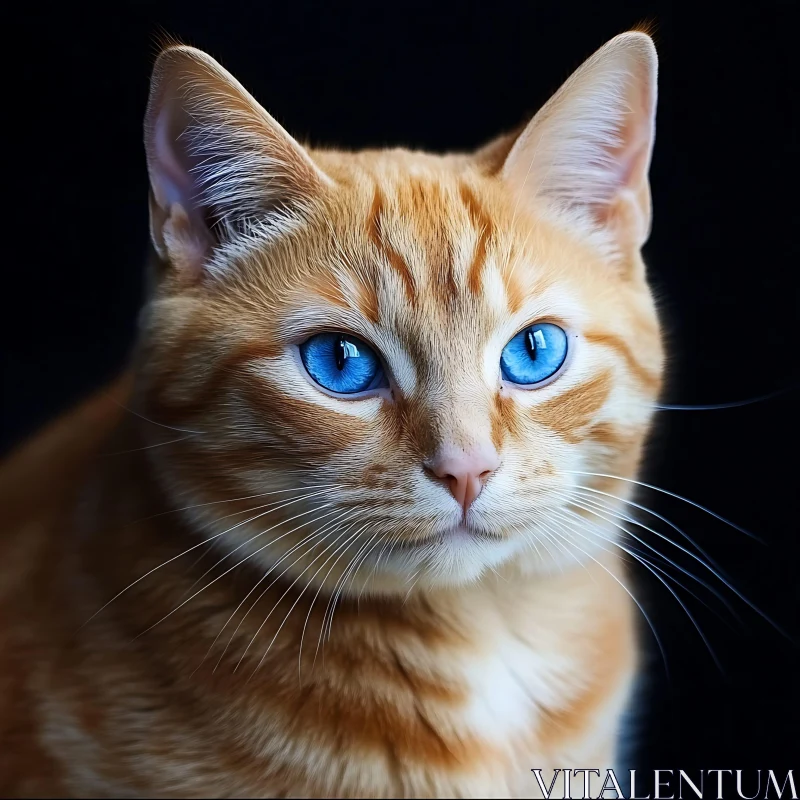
[392, 525, 504, 550]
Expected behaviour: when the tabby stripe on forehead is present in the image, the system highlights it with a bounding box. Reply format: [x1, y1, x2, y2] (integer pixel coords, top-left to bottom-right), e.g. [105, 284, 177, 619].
[584, 331, 660, 391]
[367, 187, 417, 303]
[459, 183, 494, 296]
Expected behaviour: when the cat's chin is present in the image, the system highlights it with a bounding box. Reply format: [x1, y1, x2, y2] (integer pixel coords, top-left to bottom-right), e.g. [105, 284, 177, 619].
[358, 524, 524, 593]
[390, 524, 504, 551]
[444, 524, 505, 545]
[355, 516, 613, 595]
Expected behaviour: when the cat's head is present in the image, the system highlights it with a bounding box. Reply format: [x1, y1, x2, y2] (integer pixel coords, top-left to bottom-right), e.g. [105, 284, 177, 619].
[136, 32, 663, 593]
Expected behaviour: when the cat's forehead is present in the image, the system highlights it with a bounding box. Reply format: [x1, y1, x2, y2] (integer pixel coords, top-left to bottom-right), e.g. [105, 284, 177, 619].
[324, 165, 589, 338]
[362, 176, 507, 326]
[229, 158, 604, 382]
[259, 165, 593, 393]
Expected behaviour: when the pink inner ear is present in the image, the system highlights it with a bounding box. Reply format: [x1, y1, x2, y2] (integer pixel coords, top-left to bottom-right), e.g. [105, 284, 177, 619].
[146, 95, 214, 276]
[160, 202, 214, 280]
[149, 98, 216, 275]
[151, 103, 199, 214]
[610, 73, 656, 191]
[500, 34, 657, 249]
[596, 126, 652, 208]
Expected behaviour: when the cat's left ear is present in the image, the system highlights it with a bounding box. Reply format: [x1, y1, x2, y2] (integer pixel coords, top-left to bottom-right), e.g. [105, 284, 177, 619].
[144, 45, 332, 280]
[501, 32, 658, 256]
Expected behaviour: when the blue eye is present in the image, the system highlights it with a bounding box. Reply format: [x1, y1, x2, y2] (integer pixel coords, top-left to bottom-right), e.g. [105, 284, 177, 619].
[299, 332, 384, 395]
[500, 323, 569, 386]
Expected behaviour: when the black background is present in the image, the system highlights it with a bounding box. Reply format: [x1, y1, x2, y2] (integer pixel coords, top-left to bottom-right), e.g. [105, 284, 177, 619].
[4, 1, 798, 790]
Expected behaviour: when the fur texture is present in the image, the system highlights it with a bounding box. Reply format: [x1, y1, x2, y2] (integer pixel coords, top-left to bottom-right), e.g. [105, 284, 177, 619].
[1, 32, 663, 798]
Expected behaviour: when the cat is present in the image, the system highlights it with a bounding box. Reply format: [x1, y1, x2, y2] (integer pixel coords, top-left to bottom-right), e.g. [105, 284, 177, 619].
[0, 29, 663, 798]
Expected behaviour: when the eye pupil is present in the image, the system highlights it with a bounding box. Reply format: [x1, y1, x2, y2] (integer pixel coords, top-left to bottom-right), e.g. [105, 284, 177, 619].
[335, 337, 361, 370]
[525, 330, 537, 359]
[335, 337, 347, 371]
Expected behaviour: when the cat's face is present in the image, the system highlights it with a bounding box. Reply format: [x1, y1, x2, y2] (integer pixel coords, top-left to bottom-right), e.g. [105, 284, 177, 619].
[138, 33, 663, 593]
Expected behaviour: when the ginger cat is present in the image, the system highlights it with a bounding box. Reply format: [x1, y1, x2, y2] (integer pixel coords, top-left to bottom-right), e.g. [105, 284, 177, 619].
[0, 31, 663, 798]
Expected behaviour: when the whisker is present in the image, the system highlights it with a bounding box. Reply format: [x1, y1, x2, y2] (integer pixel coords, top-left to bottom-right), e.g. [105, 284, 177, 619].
[176, 492, 343, 601]
[242, 523, 368, 680]
[306, 529, 384, 681]
[564, 486, 789, 638]
[179, 489, 342, 599]
[634, 553, 738, 632]
[343, 530, 385, 612]
[364, 517, 432, 598]
[568, 483, 733, 586]
[564, 490, 741, 620]
[110, 399, 205, 435]
[132, 503, 341, 640]
[530, 522, 568, 573]
[183, 540, 221, 581]
[401, 569, 422, 605]
[532, 523, 575, 574]
[653, 386, 794, 411]
[298, 521, 372, 681]
[320, 524, 377, 644]
[79, 487, 338, 630]
[98, 435, 196, 457]
[542, 511, 670, 680]
[205, 510, 357, 674]
[510, 518, 545, 565]
[249, 521, 369, 672]
[127, 482, 344, 526]
[312, 522, 374, 672]
[562, 470, 764, 543]
[532, 517, 598, 586]
[553, 506, 725, 673]
[363, 529, 403, 595]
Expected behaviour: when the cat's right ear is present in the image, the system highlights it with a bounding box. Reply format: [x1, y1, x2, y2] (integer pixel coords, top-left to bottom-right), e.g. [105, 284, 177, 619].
[144, 45, 332, 281]
[496, 32, 658, 259]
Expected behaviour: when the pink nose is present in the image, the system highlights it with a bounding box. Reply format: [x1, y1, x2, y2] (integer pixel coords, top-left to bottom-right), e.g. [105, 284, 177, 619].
[424, 444, 500, 514]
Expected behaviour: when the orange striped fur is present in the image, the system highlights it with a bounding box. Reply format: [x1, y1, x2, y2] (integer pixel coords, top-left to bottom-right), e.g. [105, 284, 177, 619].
[1, 32, 664, 797]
